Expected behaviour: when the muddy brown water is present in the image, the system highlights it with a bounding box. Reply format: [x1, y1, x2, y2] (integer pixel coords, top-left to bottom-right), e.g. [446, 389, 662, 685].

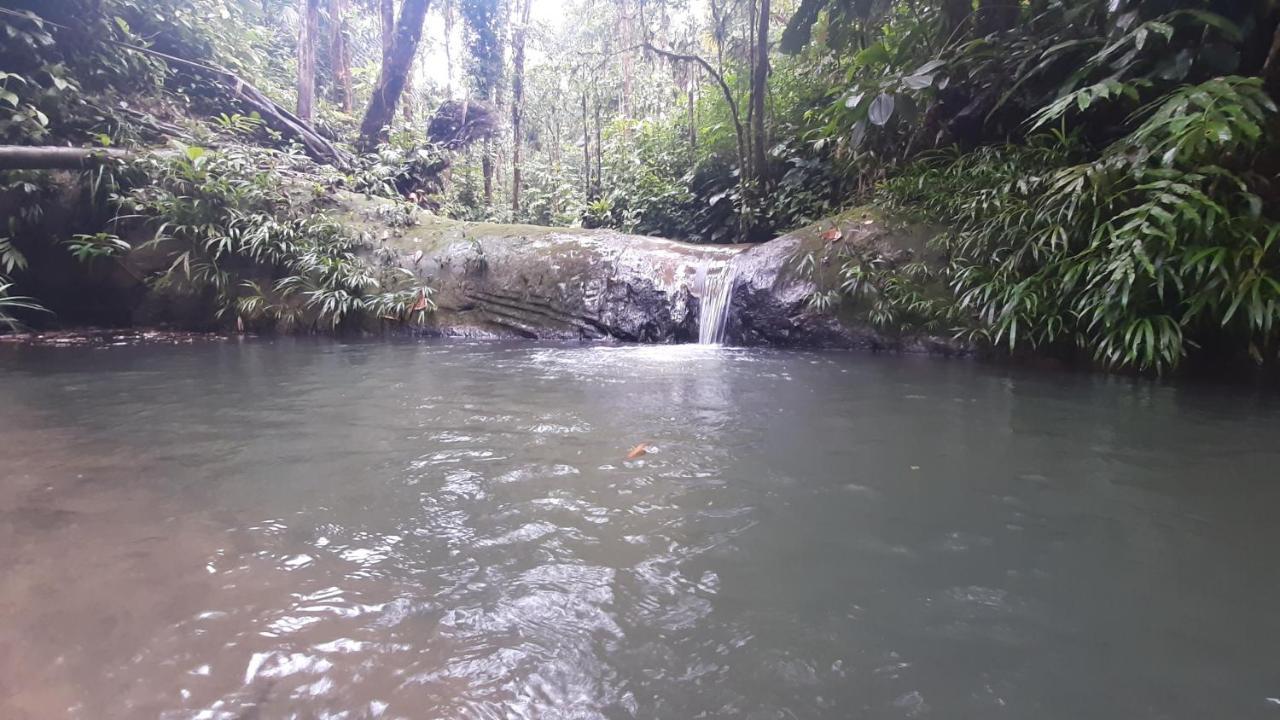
[2, 339, 1279, 719]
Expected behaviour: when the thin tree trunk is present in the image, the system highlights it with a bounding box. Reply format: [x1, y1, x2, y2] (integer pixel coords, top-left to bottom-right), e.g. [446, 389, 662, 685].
[687, 68, 697, 152]
[594, 96, 602, 199]
[749, 0, 769, 189]
[358, 0, 432, 151]
[297, 0, 320, 121]
[745, 0, 757, 179]
[483, 150, 494, 206]
[402, 74, 415, 121]
[619, 0, 634, 120]
[581, 90, 590, 200]
[443, 0, 454, 98]
[491, 0, 510, 205]
[510, 0, 531, 214]
[330, 0, 353, 112]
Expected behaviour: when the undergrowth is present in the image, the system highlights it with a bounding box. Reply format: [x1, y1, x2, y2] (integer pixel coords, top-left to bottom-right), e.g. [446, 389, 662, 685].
[112, 139, 434, 332]
[834, 76, 1280, 373]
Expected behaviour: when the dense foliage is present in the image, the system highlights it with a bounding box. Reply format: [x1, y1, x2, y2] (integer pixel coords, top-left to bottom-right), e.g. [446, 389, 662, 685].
[781, 0, 1280, 371]
[122, 139, 434, 331]
[3, 0, 1280, 371]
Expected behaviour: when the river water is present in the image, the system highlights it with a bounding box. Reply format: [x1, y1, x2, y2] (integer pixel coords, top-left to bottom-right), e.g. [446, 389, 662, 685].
[1, 339, 1279, 719]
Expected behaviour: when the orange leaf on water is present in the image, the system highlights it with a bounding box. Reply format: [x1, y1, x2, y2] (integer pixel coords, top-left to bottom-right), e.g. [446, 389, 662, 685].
[626, 443, 650, 460]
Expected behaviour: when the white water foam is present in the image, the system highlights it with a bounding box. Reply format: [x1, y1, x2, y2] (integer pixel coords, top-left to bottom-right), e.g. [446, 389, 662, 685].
[697, 261, 738, 345]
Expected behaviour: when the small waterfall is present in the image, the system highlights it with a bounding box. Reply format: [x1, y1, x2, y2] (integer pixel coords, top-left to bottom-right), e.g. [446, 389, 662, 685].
[696, 261, 738, 345]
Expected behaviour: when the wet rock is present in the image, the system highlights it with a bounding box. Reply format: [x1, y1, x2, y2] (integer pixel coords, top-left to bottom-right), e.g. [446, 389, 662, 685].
[337, 196, 966, 352]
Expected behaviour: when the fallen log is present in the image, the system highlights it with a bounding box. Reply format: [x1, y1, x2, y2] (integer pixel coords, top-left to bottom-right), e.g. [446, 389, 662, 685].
[0, 7, 349, 167]
[0, 145, 133, 171]
[146, 53, 350, 167]
[211, 68, 351, 166]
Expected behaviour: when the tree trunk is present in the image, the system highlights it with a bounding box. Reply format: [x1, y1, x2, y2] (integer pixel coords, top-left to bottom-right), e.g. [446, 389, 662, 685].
[510, 0, 531, 214]
[0, 145, 131, 170]
[443, 0, 455, 98]
[941, 0, 973, 41]
[330, 0, 353, 112]
[380, 0, 395, 55]
[749, 0, 769, 189]
[594, 96, 603, 199]
[460, 0, 502, 205]
[687, 68, 697, 151]
[619, 0, 634, 120]
[976, 0, 1017, 35]
[402, 75, 415, 121]
[296, 0, 320, 121]
[581, 91, 590, 201]
[358, 0, 433, 151]
[1266, 19, 1280, 99]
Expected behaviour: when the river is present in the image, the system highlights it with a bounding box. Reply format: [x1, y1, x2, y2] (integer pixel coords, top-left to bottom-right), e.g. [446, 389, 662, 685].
[1, 339, 1278, 719]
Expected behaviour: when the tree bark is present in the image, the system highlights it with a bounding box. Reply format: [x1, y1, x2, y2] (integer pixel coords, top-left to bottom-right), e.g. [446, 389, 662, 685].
[461, 0, 503, 205]
[749, 0, 769, 188]
[619, 0, 635, 120]
[0, 145, 131, 170]
[941, 0, 973, 42]
[380, 0, 395, 55]
[330, 0, 353, 112]
[402, 75, 415, 121]
[444, 0, 455, 97]
[976, 0, 1017, 35]
[687, 68, 697, 152]
[1265, 19, 1280, 99]
[297, 0, 320, 121]
[223, 69, 349, 164]
[510, 0, 531, 214]
[482, 150, 494, 206]
[358, 0, 433, 151]
[594, 95, 603, 199]
[581, 91, 590, 200]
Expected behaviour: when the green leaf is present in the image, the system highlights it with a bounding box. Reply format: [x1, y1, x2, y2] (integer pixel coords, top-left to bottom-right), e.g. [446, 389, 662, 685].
[903, 73, 934, 90]
[868, 93, 895, 126]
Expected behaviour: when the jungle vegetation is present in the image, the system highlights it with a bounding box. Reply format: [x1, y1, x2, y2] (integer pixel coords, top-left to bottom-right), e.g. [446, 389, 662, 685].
[1, 0, 1279, 371]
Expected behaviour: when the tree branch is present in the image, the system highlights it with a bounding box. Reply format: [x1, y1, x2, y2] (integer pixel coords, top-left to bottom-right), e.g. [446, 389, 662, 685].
[0, 145, 132, 170]
[640, 42, 747, 167]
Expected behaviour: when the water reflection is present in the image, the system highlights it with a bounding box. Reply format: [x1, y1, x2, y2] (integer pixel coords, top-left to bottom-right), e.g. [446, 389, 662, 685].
[1, 340, 1279, 719]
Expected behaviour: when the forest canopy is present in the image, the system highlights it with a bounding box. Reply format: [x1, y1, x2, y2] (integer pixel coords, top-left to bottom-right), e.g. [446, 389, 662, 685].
[2, 0, 1280, 372]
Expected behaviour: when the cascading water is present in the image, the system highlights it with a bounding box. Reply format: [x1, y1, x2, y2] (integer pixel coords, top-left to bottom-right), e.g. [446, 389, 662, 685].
[696, 261, 738, 344]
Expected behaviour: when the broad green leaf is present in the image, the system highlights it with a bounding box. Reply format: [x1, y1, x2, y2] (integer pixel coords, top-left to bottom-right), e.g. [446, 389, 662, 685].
[868, 93, 895, 126]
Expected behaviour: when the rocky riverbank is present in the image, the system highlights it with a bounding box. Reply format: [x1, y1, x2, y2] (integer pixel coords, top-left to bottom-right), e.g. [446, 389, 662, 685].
[332, 194, 965, 352]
